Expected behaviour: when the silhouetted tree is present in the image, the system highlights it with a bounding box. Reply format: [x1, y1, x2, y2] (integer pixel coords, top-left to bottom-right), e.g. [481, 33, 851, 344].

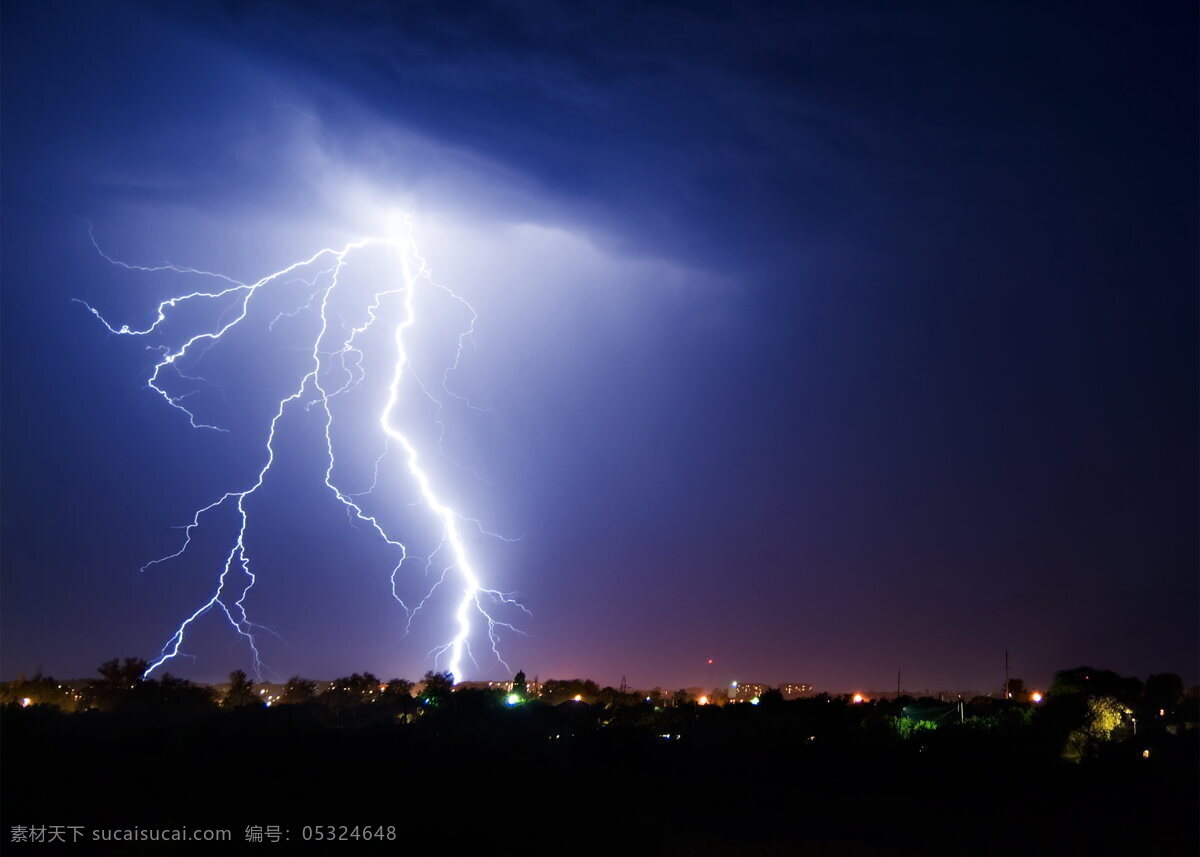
[380, 678, 414, 717]
[512, 670, 527, 698]
[760, 688, 785, 706]
[97, 657, 149, 689]
[383, 678, 414, 698]
[421, 671, 454, 704]
[81, 661, 215, 714]
[541, 679, 600, 705]
[1144, 673, 1184, 709]
[281, 676, 317, 704]
[224, 670, 261, 708]
[84, 658, 150, 710]
[321, 673, 382, 708]
[1050, 667, 1142, 705]
[144, 674, 216, 714]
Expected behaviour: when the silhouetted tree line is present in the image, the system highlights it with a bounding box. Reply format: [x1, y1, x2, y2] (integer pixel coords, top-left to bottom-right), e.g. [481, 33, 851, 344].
[3, 659, 1196, 763]
[5, 660, 1196, 857]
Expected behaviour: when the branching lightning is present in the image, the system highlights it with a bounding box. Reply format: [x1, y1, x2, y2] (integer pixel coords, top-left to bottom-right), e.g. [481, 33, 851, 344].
[80, 218, 524, 682]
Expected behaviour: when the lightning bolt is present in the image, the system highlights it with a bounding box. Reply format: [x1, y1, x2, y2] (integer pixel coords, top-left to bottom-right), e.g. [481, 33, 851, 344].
[79, 217, 524, 682]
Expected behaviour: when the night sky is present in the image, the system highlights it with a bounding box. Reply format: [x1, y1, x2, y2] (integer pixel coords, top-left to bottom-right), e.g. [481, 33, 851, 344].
[2, 1, 1196, 693]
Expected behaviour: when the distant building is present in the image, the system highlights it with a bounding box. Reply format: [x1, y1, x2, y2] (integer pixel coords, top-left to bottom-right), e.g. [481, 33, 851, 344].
[451, 679, 541, 696]
[728, 682, 812, 702]
[453, 680, 506, 692]
[730, 682, 769, 702]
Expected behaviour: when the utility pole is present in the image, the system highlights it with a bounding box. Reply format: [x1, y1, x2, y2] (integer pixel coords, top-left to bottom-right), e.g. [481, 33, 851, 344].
[1004, 649, 1010, 699]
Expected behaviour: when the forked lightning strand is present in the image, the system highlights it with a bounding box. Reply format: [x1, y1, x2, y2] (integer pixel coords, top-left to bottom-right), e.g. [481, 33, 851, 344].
[80, 220, 524, 681]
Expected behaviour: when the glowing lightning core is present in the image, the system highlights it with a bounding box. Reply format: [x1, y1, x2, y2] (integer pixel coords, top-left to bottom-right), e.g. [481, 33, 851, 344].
[79, 219, 524, 682]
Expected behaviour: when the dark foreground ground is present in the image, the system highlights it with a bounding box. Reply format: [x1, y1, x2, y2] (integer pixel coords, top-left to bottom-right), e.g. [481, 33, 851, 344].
[3, 703, 1196, 856]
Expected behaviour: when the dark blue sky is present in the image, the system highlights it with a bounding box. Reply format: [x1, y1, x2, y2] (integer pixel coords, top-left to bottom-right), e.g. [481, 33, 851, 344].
[2, 0, 1196, 692]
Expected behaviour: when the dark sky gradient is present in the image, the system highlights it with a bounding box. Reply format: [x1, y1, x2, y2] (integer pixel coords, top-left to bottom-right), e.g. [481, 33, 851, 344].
[2, 0, 1196, 692]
